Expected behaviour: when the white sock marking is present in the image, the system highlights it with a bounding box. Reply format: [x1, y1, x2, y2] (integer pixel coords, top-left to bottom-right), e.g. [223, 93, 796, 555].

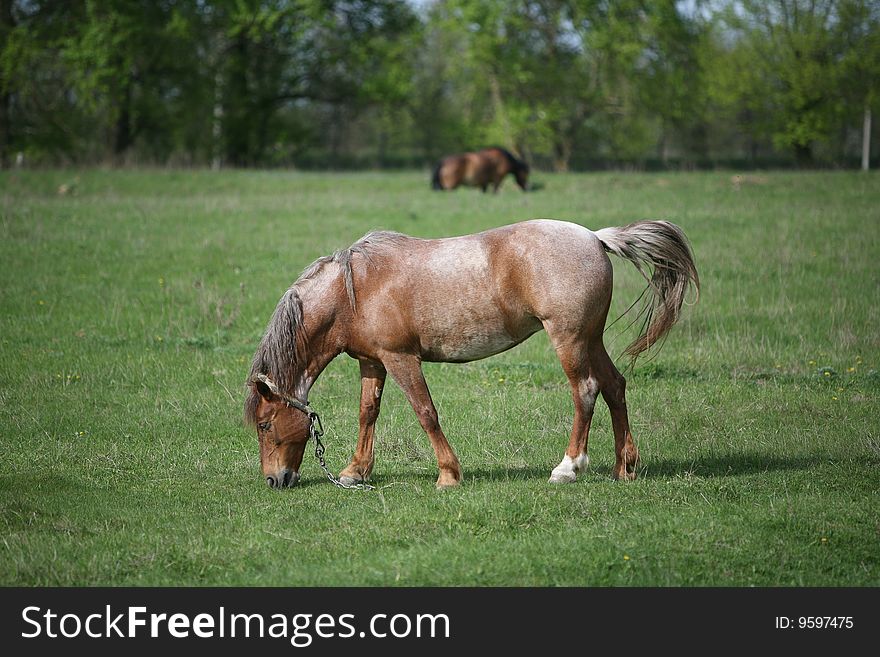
[549, 452, 589, 483]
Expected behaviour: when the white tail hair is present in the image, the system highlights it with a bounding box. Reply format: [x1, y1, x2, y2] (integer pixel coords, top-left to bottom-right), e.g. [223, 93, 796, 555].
[594, 221, 700, 359]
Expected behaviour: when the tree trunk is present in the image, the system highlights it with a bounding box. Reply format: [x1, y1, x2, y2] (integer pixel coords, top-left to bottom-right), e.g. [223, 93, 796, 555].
[862, 106, 872, 172]
[255, 101, 272, 165]
[418, 87, 442, 164]
[421, 128, 434, 167]
[690, 123, 709, 163]
[658, 120, 668, 165]
[377, 127, 388, 169]
[0, 0, 15, 169]
[0, 84, 10, 170]
[794, 142, 813, 167]
[113, 78, 133, 163]
[224, 35, 250, 166]
[489, 73, 513, 147]
[329, 105, 343, 167]
[553, 135, 571, 172]
[212, 69, 223, 170]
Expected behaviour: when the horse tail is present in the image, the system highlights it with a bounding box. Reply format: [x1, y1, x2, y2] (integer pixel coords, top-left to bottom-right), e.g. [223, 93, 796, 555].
[431, 161, 444, 190]
[594, 221, 699, 359]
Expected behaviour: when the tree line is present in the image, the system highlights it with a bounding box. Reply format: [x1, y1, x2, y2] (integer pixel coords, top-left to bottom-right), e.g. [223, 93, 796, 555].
[1, 0, 878, 170]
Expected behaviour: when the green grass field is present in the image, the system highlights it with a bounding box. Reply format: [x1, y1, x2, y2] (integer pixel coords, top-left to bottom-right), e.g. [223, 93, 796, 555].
[1, 169, 878, 586]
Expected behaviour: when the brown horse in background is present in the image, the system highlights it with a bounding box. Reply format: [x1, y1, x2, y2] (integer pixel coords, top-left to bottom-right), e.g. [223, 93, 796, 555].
[432, 147, 530, 192]
[245, 220, 699, 490]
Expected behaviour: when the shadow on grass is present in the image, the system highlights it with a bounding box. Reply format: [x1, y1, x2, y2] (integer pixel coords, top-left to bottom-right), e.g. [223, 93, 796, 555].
[3, 453, 845, 498]
[463, 466, 553, 482]
[465, 453, 826, 483]
[360, 466, 552, 487]
[374, 452, 839, 486]
[639, 453, 833, 478]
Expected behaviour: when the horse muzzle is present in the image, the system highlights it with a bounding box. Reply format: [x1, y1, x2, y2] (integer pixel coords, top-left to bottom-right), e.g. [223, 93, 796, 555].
[266, 469, 300, 489]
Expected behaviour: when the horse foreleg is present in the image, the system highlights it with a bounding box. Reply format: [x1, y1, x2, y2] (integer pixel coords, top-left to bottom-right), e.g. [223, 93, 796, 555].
[339, 360, 386, 486]
[593, 344, 639, 480]
[382, 354, 462, 488]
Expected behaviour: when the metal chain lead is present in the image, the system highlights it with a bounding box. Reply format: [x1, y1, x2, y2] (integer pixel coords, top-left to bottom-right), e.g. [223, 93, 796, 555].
[309, 412, 375, 491]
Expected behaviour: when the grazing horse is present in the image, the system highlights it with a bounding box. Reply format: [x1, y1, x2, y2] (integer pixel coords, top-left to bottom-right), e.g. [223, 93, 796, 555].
[245, 220, 699, 489]
[432, 147, 530, 193]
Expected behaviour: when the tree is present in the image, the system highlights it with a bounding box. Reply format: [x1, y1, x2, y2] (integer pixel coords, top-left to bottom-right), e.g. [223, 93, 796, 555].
[58, 1, 199, 162]
[716, 1, 846, 165]
[0, 0, 874, 168]
[203, 0, 418, 167]
[634, 0, 710, 163]
[835, 0, 880, 169]
[426, 0, 596, 170]
[1, 1, 84, 162]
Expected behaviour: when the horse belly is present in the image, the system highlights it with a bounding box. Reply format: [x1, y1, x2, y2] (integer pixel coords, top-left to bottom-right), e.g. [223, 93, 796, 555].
[420, 317, 528, 362]
[461, 157, 491, 187]
[413, 248, 541, 361]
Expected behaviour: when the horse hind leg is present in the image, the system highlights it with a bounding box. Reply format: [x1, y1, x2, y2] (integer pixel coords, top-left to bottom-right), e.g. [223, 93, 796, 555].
[549, 373, 597, 483]
[547, 334, 599, 484]
[592, 342, 639, 480]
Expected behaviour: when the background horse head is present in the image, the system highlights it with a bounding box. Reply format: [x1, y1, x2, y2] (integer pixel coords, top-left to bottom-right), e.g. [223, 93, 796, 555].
[432, 147, 530, 193]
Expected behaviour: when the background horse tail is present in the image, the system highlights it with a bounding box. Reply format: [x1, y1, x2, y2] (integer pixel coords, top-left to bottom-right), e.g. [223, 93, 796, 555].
[594, 221, 700, 359]
[431, 161, 444, 190]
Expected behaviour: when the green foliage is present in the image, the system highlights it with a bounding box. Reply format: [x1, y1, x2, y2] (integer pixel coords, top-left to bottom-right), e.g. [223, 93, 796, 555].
[709, 0, 879, 163]
[836, 0, 880, 116]
[0, 0, 876, 167]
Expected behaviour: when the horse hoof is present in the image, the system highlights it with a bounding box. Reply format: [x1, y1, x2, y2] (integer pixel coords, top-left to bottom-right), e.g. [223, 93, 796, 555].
[549, 453, 587, 484]
[339, 475, 363, 486]
[612, 470, 637, 481]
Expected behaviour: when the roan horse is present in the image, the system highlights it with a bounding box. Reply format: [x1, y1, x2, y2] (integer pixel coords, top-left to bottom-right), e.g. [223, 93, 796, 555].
[432, 147, 530, 192]
[245, 220, 699, 489]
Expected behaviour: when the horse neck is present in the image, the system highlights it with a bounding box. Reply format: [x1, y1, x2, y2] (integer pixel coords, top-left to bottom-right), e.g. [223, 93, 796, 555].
[290, 268, 350, 402]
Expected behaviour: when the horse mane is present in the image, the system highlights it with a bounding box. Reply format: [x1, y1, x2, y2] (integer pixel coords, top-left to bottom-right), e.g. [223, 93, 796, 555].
[244, 230, 409, 425]
[489, 146, 529, 173]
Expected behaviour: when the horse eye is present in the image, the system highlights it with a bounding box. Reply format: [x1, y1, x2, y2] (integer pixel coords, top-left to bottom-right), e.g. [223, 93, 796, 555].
[258, 422, 271, 432]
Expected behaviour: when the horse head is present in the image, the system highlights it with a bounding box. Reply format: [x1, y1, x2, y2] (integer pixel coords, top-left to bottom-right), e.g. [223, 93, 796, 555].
[248, 375, 312, 488]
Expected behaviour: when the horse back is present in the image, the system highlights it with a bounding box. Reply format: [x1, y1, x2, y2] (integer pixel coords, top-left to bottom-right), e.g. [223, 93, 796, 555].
[471, 149, 512, 184]
[346, 221, 611, 362]
[484, 221, 612, 332]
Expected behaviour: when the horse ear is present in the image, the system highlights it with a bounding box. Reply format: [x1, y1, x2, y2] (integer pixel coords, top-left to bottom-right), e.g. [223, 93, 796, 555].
[252, 379, 275, 401]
